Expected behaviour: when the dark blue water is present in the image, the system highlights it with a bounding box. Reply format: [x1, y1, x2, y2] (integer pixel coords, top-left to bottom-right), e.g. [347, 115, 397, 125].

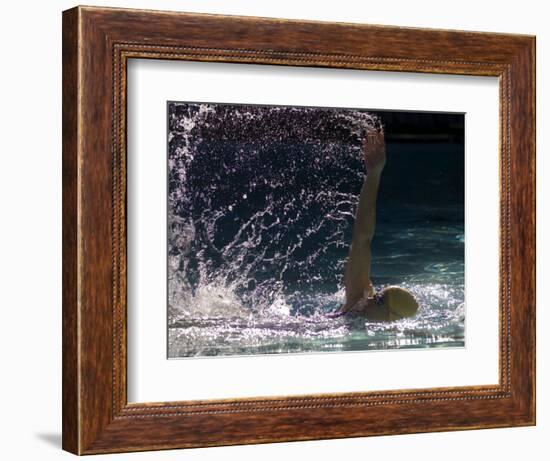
[167, 103, 464, 358]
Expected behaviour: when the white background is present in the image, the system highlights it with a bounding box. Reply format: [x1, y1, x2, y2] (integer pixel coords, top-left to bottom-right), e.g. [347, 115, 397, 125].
[0, 0, 546, 460]
[128, 60, 499, 402]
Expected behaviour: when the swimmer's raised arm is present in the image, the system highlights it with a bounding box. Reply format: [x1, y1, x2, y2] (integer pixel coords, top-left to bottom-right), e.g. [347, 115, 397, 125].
[338, 130, 386, 314]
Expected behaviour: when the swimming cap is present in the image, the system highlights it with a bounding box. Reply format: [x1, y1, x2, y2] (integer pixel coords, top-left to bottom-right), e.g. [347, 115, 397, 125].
[380, 286, 419, 320]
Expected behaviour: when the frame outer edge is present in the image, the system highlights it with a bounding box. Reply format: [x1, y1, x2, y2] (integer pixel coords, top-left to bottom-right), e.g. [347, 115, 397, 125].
[511, 36, 536, 424]
[63, 6, 536, 454]
[62, 6, 81, 455]
[531, 36, 537, 425]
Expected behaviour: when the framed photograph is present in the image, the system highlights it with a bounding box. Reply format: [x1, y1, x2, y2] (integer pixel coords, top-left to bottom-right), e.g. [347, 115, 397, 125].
[62, 5, 535, 455]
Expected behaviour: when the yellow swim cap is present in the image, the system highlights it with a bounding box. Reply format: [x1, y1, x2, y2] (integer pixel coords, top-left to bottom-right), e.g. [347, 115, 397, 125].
[380, 286, 419, 320]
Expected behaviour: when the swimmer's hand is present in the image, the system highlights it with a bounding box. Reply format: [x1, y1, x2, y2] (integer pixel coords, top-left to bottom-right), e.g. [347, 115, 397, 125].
[325, 309, 345, 319]
[362, 129, 386, 173]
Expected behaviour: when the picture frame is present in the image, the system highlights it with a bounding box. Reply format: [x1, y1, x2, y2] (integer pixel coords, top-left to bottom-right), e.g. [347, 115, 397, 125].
[62, 5, 535, 455]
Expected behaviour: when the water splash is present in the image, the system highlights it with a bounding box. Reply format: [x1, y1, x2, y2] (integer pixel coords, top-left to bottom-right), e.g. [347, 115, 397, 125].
[167, 102, 464, 357]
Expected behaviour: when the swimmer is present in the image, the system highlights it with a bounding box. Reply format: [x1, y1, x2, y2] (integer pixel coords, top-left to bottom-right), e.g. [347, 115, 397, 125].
[328, 128, 419, 321]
